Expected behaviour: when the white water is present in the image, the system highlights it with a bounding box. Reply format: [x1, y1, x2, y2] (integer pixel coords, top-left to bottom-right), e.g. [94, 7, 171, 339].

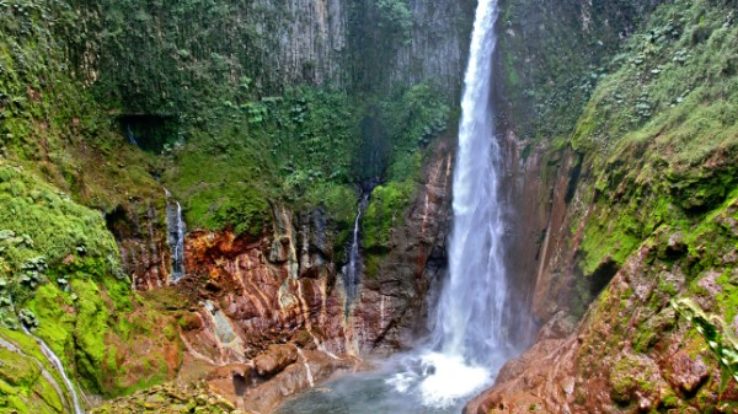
[391, 0, 513, 407]
[23, 327, 84, 414]
[165, 189, 186, 282]
[343, 193, 369, 310]
[296, 347, 316, 387]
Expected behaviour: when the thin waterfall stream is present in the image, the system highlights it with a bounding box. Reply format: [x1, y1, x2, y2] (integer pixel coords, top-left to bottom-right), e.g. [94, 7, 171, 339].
[22, 327, 84, 414]
[277, 0, 525, 412]
[343, 192, 370, 313]
[165, 189, 186, 283]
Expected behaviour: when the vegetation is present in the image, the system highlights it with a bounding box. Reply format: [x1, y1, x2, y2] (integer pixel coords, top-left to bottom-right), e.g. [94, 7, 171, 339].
[5, 0, 736, 412]
[570, 0, 738, 278]
[517, 1, 738, 410]
[497, 0, 660, 143]
[0, 163, 184, 411]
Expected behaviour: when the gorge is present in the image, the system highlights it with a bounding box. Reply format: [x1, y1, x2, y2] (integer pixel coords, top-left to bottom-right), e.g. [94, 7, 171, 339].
[1, 0, 738, 413]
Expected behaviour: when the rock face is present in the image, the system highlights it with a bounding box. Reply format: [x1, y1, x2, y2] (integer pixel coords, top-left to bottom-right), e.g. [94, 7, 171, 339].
[135, 136, 455, 410]
[348, 136, 455, 353]
[90, 382, 241, 414]
[467, 242, 738, 413]
[105, 202, 173, 290]
[467, 0, 738, 412]
[387, 0, 475, 97]
[95, 0, 474, 114]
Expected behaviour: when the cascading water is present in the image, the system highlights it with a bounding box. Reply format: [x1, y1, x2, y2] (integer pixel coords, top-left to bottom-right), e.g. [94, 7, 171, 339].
[126, 124, 139, 146]
[407, 0, 514, 406]
[23, 327, 84, 414]
[343, 193, 370, 312]
[279, 1, 521, 411]
[165, 189, 186, 282]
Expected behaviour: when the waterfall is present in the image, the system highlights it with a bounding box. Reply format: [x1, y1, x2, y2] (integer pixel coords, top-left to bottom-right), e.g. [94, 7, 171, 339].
[165, 189, 186, 282]
[343, 193, 370, 312]
[23, 327, 84, 414]
[435, 0, 510, 367]
[126, 124, 139, 146]
[392, 0, 516, 408]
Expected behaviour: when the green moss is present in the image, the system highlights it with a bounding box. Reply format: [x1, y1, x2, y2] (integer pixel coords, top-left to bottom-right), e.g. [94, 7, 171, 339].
[0, 328, 70, 413]
[716, 271, 738, 321]
[363, 253, 385, 279]
[0, 164, 121, 277]
[70, 279, 110, 393]
[362, 180, 416, 252]
[25, 284, 75, 366]
[497, 0, 657, 142]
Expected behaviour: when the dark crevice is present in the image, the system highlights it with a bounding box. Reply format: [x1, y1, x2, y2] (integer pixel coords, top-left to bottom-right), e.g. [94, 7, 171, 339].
[589, 258, 620, 297]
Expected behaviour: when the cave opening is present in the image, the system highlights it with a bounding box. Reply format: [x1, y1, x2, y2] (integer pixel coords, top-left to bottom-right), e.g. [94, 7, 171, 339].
[118, 113, 178, 153]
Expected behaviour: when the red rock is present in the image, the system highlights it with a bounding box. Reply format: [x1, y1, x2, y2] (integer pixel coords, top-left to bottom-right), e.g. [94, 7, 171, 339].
[666, 352, 709, 394]
[253, 344, 298, 377]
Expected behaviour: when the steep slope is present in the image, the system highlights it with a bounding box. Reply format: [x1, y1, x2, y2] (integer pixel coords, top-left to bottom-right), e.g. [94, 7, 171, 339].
[470, 0, 738, 412]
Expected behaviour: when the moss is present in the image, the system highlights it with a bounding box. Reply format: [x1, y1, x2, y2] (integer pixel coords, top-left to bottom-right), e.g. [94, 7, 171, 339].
[24, 284, 75, 366]
[610, 357, 638, 403]
[0, 164, 121, 277]
[716, 271, 738, 321]
[71, 279, 110, 393]
[362, 180, 417, 252]
[0, 329, 70, 413]
[363, 253, 386, 279]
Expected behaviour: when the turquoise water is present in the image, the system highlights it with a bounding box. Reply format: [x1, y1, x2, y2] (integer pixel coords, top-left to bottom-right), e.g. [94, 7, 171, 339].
[275, 364, 466, 414]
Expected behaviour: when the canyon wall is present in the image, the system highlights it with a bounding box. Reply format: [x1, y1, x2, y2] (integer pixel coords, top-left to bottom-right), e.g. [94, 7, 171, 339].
[470, 0, 738, 412]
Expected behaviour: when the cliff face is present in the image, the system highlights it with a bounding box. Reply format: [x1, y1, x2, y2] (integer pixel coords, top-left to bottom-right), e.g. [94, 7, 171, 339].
[95, 0, 473, 113]
[158, 136, 453, 412]
[471, 0, 738, 412]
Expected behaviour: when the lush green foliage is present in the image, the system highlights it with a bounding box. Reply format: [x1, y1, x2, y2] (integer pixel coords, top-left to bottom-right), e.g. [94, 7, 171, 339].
[497, 0, 658, 143]
[360, 84, 450, 251]
[572, 0, 738, 276]
[163, 87, 358, 236]
[94, 0, 314, 115]
[0, 162, 182, 409]
[673, 298, 738, 385]
[376, 0, 413, 41]
[0, 0, 162, 212]
[0, 164, 121, 317]
[165, 83, 450, 241]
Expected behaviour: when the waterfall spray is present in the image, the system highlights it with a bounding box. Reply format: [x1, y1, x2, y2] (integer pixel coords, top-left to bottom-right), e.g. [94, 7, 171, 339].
[391, 0, 516, 407]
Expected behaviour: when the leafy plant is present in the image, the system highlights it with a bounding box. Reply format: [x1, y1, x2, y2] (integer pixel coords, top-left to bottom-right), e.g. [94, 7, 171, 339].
[672, 298, 738, 387]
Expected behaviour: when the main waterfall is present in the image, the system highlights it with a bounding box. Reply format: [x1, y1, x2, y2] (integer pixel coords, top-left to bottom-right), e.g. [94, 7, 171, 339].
[406, 0, 513, 406]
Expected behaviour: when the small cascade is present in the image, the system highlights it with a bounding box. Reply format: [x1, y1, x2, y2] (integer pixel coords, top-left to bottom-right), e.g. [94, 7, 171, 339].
[165, 189, 186, 283]
[22, 327, 84, 414]
[296, 348, 315, 387]
[126, 124, 139, 146]
[343, 192, 370, 312]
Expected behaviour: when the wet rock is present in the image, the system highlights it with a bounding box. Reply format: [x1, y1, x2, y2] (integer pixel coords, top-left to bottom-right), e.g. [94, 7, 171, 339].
[205, 364, 253, 401]
[666, 352, 709, 395]
[537, 311, 577, 340]
[241, 349, 354, 414]
[695, 271, 723, 310]
[253, 344, 298, 377]
[268, 236, 291, 264]
[609, 353, 665, 405]
[91, 382, 243, 414]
